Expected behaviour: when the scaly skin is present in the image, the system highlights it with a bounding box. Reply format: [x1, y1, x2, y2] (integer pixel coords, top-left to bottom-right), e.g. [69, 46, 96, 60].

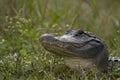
[40, 30, 119, 73]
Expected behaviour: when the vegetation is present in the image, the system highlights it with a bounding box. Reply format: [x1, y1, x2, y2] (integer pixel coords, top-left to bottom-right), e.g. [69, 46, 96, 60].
[0, 0, 120, 80]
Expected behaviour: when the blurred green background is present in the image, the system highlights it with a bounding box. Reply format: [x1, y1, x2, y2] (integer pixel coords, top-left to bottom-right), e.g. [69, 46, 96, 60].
[0, 0, 120, 80]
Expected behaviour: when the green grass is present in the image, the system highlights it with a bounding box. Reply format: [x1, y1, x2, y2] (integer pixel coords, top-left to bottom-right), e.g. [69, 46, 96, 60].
[0, 0, 120, 80]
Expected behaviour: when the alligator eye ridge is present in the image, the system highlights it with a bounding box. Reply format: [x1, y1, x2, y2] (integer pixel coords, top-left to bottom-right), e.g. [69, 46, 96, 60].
[74, 30, 84, 36]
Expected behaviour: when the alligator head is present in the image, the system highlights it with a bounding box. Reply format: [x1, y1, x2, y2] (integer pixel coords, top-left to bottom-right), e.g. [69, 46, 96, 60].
[40, 30, 109, 73]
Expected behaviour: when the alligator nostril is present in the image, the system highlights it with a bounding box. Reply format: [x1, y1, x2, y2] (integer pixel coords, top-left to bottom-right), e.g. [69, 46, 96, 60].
[65, 29, 73, 34]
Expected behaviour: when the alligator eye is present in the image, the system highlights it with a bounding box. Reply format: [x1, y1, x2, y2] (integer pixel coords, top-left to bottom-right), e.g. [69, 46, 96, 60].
[75, 30, 84, 36]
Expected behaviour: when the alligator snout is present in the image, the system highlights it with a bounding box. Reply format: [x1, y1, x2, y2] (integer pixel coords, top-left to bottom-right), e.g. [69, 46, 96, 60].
[40, 34, 55, 42]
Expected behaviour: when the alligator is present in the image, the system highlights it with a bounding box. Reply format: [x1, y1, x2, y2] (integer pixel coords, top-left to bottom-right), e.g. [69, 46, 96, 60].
[40, 29, 120, 74]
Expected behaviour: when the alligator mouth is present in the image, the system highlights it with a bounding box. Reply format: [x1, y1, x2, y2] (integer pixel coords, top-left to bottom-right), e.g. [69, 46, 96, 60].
[40, 34, 84, 57]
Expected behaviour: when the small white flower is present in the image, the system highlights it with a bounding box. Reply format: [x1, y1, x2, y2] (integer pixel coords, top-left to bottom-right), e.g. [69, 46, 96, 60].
[0, 39, 5, 44]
